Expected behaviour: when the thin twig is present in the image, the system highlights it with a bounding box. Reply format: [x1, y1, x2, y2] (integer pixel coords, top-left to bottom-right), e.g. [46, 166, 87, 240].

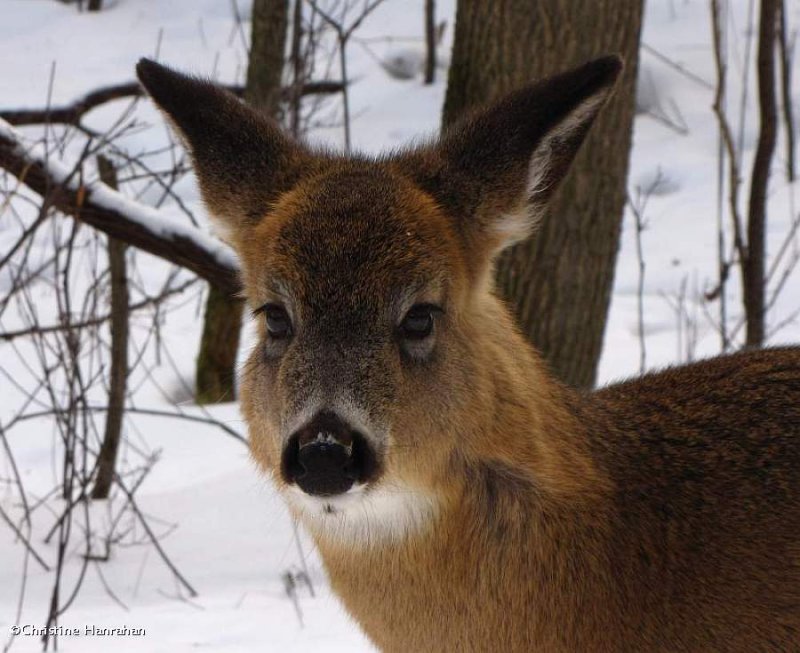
[641, 42, 714, 89]
[0, 503, 51, 571]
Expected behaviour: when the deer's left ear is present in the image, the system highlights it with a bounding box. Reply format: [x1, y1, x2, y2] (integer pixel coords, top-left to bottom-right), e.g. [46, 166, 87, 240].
[136, 59, 311, 244]
[397, 56, 622, 257]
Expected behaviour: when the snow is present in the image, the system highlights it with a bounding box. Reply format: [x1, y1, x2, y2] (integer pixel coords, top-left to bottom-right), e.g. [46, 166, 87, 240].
[1, 0, 798, 652]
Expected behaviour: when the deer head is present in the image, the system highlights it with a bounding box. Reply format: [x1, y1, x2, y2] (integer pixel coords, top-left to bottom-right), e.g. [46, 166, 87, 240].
[137, 56, 621, 542]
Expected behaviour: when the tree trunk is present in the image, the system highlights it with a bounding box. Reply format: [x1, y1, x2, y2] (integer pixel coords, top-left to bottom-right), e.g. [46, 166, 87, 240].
[92, 155, 127, 499]
[743, 0, 779, 348]
[288, 0, 305, 137]
[777, 0, 794, 182]
[443, 0, 643, 389]
[424, 0, 436, 85]
[195, 285, 243, 404]
[246, 0, 290, 117]
[194, 0, 289, 404]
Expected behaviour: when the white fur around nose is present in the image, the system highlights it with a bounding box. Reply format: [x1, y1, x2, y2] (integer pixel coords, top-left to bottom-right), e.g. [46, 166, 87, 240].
[284, 482, 438, 546]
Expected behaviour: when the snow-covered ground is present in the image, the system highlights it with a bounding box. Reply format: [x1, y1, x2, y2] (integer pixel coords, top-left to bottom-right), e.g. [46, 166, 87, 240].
[1, 0, 798, 651]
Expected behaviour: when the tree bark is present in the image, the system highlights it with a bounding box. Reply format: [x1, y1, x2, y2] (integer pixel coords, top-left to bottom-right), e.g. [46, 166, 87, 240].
[443, 0, 643, 389]
[194, 0, 289, 404]
[92, 155, 127, 499]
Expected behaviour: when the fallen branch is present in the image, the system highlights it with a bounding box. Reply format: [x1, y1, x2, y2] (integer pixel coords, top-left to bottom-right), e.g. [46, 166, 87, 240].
[0, 119, 241, 295]
[0, 79, 344, 127]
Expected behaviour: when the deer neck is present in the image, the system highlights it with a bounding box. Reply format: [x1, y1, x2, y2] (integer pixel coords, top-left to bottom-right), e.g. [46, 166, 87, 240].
[311, 325, 613, 651]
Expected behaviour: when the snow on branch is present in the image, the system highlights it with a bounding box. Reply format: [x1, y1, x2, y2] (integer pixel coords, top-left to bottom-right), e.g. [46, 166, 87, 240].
[0, 118, 241, 295]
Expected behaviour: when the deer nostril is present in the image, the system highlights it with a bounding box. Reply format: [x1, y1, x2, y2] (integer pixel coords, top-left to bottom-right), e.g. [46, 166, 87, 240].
[282, 435, 305, 482]
[297, 438, 351, 475]
[281, 413, 380, 497]
[291, 438, 356, 496]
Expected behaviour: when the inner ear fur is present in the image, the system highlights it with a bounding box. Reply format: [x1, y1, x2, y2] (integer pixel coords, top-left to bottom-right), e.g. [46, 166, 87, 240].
[395, 55, 623, 259]
[136, 58, 310, 242]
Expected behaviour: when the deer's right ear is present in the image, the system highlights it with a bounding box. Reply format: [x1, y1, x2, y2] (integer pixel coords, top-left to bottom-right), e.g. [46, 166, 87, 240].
[136, 59, 307, 244]
[394, 56, 622, 265]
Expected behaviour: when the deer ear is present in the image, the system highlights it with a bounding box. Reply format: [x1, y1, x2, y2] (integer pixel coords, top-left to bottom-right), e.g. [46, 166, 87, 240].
[399, 56, 622, 258]
[136, 58, 307, 243]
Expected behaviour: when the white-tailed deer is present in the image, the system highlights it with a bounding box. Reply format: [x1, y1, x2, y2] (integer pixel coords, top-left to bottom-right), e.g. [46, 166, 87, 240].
[137, 56, 800, 652]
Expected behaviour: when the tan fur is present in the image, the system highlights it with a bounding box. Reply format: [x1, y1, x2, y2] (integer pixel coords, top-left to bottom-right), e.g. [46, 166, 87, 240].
[136, 56, 800, 652]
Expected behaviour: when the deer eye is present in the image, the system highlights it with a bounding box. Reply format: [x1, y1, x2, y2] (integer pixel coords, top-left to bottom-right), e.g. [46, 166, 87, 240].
[264, 304, 292, 339]
[400, 304, 439, 340]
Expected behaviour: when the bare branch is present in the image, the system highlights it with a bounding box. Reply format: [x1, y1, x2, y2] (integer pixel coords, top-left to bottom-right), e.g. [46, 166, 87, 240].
[641, 43, 714, 90]
[710, 0, 747, 267]
[0, 277, 197, 342]
[0, 119, 242, 295]
[0, 503, 51, 572]
[0, 80, 344, 127]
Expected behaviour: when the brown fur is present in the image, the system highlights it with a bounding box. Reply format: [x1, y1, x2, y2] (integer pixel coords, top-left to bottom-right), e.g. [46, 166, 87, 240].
[137, 56, 800, 651]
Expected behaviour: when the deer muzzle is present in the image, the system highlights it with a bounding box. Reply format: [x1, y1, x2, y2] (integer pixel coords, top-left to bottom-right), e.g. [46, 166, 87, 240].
[281, 411, 378, 497]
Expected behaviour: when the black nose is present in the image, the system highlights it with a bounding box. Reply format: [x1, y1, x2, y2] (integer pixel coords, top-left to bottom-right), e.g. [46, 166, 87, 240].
[281, 411, 377, 497]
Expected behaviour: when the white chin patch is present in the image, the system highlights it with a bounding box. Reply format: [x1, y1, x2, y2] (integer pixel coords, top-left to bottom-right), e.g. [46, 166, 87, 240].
[284, 482, 437, 545]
